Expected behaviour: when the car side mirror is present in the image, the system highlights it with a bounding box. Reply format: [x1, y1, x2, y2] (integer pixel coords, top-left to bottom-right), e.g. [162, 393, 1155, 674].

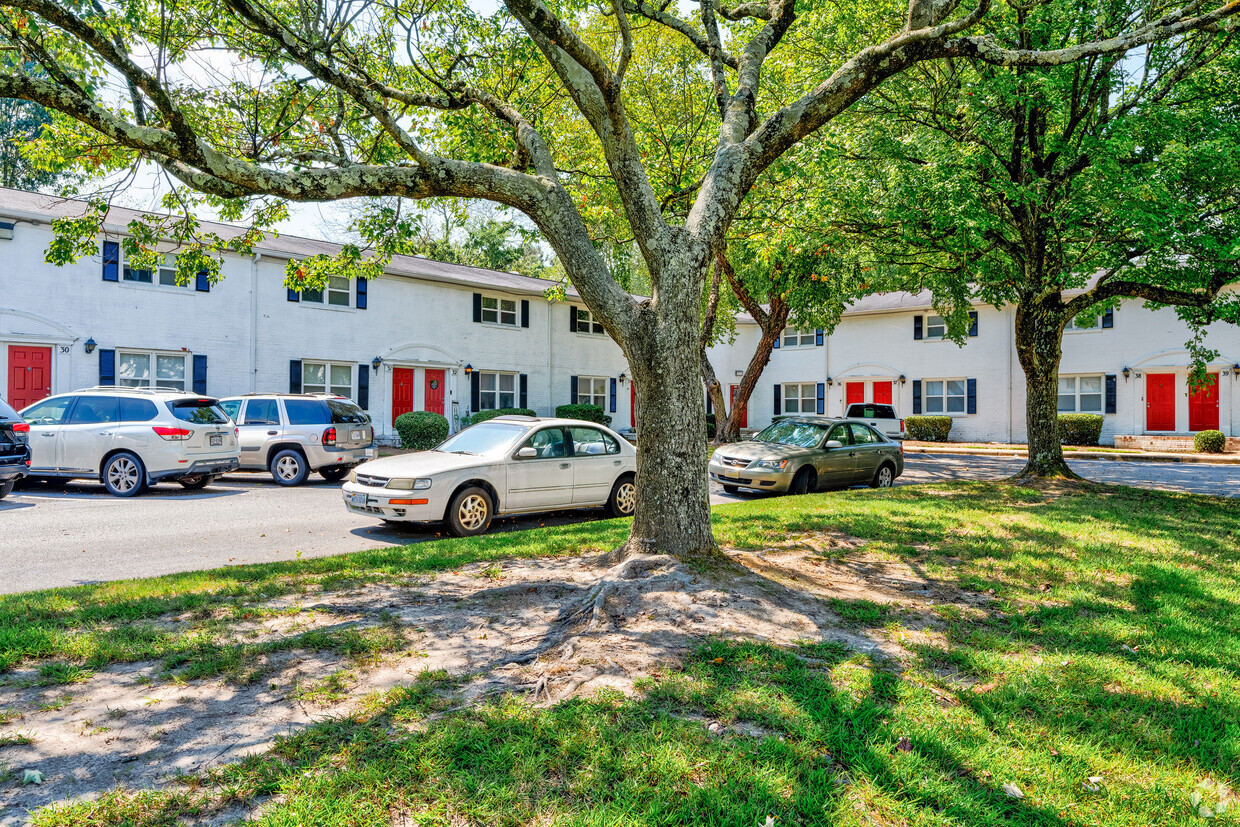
[516, 446, 538, 459]
[824, 440, 843, 449]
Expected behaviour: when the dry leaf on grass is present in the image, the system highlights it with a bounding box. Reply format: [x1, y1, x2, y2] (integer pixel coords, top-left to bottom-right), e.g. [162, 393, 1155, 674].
[1002, 782, 1024, 799]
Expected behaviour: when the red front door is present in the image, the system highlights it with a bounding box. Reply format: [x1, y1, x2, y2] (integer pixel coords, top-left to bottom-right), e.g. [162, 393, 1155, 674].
[1188, 373, 1220, 432]
[846, 382, 865, 406]
[392, 367, 414, 424]
[424, 369, 445, 416]
[8, 345, 51, 410]
[873, 381, 892, 405]
[1146, 373, 1176, 431]
[729, 385, 747, 428]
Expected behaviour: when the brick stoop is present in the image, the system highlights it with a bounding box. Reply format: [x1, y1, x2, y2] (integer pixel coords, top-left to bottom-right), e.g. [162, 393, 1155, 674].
[1114, 434, 1240, 454]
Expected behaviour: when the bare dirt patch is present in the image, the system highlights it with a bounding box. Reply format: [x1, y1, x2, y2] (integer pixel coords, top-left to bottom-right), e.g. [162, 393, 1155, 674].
[0, 535, 987, 824]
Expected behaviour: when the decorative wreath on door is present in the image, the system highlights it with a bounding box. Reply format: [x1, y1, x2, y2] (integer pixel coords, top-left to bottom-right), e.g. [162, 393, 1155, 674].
[429, 379, 439, 390]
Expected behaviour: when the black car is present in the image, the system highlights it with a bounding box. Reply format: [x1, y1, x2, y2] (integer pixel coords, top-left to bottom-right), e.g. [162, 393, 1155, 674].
[0, 397, 31, 498]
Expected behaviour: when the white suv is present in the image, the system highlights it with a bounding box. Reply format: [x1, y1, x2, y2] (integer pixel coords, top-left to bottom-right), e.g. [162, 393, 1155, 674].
[21, 388, 240, 496]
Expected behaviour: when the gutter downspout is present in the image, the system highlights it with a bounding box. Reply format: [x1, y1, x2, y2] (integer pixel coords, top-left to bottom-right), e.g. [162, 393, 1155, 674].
[1007, 305, 1015, 444]
[546, 299, 554, 417]
[250, 253, 261, 392]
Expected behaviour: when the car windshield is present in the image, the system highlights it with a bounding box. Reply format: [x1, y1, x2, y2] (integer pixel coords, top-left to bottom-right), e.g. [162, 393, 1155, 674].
[435, 422, 527, 455]
[170, 399, 230, 425]
[326, 399, 369, 424]
[753, 420, 829, 448]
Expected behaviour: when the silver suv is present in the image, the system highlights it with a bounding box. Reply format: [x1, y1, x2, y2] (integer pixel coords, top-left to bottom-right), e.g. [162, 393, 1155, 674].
[219, 394, 374, 485]
[20, 388, 240, 496]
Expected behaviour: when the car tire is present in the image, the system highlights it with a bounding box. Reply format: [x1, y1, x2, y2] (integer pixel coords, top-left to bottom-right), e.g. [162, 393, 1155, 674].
[446, 486, 493, 537]
[269, 449, 309, 486]
[102, 452, 147, 497]
[606, 475, 636, 518]
[722, 484, 739, 494]
[871, 463, 896, 489]
[177, 475, 215, 490]
[0, 479, 15, 500]
[319, 465, 351, 482]
[791, 467, 815, 495]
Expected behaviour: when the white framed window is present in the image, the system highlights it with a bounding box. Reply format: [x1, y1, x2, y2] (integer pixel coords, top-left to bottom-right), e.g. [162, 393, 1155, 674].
[481, 295, 518, 326]
[577, 376, 608, 408]
[924, 379, 966, 414]
[782, 382, 817, 414]
[575, 308, 605, 334]
[479, 372, 517, 409]
[781, 328, 816, 347]
[302, 276, 352, 307]
[1064, 315, 1101, 332]
[925, 315, 948, 339]
[1058, 375, 1103, 413]
[303, 361, 353, 397]
[118, 350, 186, 391]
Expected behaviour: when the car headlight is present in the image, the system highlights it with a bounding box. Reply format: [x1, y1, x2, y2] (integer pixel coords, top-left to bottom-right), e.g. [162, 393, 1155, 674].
[387, 478, 432, 490]
[347, 469, 356, 483]
[750, 459, 789, 471]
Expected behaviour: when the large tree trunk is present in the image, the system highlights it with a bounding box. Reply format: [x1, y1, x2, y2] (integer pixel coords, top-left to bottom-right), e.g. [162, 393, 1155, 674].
[1012, 301, 1080, 480]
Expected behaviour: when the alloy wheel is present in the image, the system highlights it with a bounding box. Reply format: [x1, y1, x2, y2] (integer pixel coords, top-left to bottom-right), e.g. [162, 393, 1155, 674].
[108, 457, 140, 493]
[616, 481, 636, 514]
[457, 494, 489, 530]
[276, 455, 302, 481]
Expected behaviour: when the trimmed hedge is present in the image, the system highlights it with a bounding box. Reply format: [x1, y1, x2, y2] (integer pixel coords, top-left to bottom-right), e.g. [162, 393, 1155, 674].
[393, 411, 449, 451]
[468, 407, 537, 426]
[905, 415, 952, 442]
[1195, 429, 1226, 453]
[555, 403, 612, 426]
[1059, 413, 1103, 446]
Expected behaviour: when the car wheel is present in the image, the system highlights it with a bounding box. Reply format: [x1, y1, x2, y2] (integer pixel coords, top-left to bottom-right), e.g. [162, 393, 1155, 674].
[269, 449, 309, 486]
[0, 479, 15, 500]
[607, 475, 636, 518]
[446, 486, 492, 537]
[319, 465, 351, 482]
[791, 467, 816, 495]
[722, 484, 739, 494]
[871, 464, 896, 489]
[102, 452, 147, 497]
[177, 475, 215, 490]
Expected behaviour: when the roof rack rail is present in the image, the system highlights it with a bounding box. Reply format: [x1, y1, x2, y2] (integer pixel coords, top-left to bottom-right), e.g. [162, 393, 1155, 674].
[77, 385, 197, 395]
[491, 415, 541, 422]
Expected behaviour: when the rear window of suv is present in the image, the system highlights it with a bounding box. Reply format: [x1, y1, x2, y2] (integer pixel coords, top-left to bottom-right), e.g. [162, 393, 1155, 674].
[846, 404, 896, 419]
[170, 399, 230, 424]
[284, 398, 329, 425]
[0, 399, 19, 419]
[326, 399, 369, 424]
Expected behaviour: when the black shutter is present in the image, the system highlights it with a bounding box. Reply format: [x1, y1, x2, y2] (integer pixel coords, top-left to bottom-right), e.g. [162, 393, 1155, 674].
[521, 300, 530, 328]
[519, 373, 528, 409]
[357, 364, 370, 408]
[102, 241, 119, 282]
[968, 311, 979, 337]
[287, 287, 300, 302]
[473, 292, 483, 323]
[570, 306, 578, 333]
[610, 377, 617, 413]
[356, 277, 367, 309]
[912, 380, 922, 414]
[815, 328, 824, 346]
[195, 269, 210, 293]
[705, 393, 712, 415]
[816, 382, 825, 414]
[289, 360, 302, 393]
[570, 375, 579, 404]
[1102, 307, 1114, 328]
[99, 348, 116, 384]
[967, 378, 977, 414]
[470, 371, 481, 411]
[192, 355, 208, 394]
[913, 315, 923, 340]
[1105, 374, 1117, 414]
[773, 384, 782, 415]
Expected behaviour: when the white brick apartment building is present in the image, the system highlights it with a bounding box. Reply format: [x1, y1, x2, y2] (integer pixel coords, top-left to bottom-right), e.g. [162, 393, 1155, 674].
[2, 187, 1237, 444]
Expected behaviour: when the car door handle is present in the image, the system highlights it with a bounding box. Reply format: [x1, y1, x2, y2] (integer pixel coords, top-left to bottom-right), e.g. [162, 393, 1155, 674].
[613, 460, 622, 466]
[559, 462, 572, 469]
[98, 432, 112, 437]
[41, 432, 55, 437]
[267, 430, 278, 435]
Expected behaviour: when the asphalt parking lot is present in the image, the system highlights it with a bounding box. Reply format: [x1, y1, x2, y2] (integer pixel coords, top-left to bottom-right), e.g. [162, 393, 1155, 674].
[4, 454, 1239, 594]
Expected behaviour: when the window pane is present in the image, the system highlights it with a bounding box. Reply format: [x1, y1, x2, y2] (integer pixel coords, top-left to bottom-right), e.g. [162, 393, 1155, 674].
[70, 396, 119, 424]
[159, 267, 178, 286]
[1058, 377, 1076, 394]
[501, 299, 516, 313]
[119, 353, 150, 387]
[500, 374, 515, 392]
[120, 398, 158, 422]
[303, 363, 326, 387]
[926, 381, 943, 397]
[22, 396, 74, 424]
[483, 297, 498, 309]
[1058, 395, 1076, 413]
[156, 355, 185, 382]
[946, 396, 965, 413]
[1079, 376, 1102, 394]
[285, 399, 328, 425]
[482, 373, 496, 391]
[1080, 394, 1102, 412]
[328, 290, 350, 307]
[329, 364, 352, 387]
[593, 378, 607, 396]
[947, 380, 966, 397]
[926, 397, 944, 413]
[499, 391, 515, 408]
[302, 288, 323, 303]
[785, 398, 799, 413]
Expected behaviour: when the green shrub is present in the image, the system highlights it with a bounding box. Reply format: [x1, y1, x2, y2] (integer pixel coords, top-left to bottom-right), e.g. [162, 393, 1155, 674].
[1059, 413, 1103, 446]
[905, 415, 952, 442]
[393, 411, 449, 451]
[555, 404, 612, 426]
[468, 407, 537, 426]
[705, 413, 717, 439]
[1194, 429, 1226, 453]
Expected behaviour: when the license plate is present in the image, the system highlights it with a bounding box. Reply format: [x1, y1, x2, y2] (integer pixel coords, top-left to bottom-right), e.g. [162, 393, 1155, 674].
[349, 493, 367, 507]
[209, 434, 223, 446]
[350, 430, 362, 441]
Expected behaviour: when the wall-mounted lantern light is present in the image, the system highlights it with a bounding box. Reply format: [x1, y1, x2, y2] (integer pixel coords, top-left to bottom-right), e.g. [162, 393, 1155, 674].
[1233, 363, 1240, 374]
[826, 376, 834, 386]
[1122, 366, 1131, 382]
[464, 363, 473, 376]
[371, 356, 382, 371]
[898, 374, 906, 385]
[618, 371, 627, 383]
[84, 337, 97, 354]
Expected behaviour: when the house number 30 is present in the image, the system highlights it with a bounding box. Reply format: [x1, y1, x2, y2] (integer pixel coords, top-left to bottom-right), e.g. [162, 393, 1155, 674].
[59, 346, 70, 354]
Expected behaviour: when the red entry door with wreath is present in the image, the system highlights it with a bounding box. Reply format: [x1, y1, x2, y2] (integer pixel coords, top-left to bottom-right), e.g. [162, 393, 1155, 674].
[424, 369, 445, 416]
[1188, 373, 1219, 432]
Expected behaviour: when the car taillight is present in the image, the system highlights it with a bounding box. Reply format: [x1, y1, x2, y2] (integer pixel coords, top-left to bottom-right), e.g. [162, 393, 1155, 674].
[323, 427, 336, 446]
[153, 426, 193, 441]
[899, 419, 905, 432]
[12, 422, 29, 433]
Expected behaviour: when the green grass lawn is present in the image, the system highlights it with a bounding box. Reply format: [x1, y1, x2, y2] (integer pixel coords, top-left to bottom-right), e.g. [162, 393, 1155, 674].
[6, 482, 1240, 826]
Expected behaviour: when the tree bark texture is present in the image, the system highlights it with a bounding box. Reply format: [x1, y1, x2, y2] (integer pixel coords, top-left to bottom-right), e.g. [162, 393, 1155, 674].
[1012, 302, 1079, 480]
